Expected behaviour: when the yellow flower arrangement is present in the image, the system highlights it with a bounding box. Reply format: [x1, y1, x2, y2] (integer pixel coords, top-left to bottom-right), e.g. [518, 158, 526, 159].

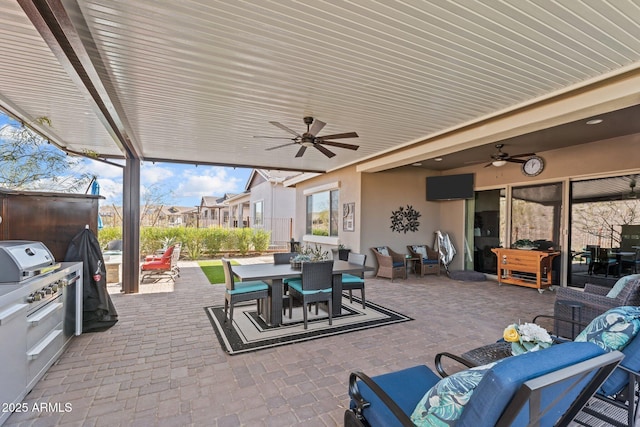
[503, 322, 553, 355]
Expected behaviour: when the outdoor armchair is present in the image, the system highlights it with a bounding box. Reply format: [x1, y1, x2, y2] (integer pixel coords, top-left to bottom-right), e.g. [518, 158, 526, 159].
[345, 342, 622, 427]
[407, 244, 440, 276]
[554, 276, 640, 339]
[435, 306, 640, 427]
[370, 246, 405, 281]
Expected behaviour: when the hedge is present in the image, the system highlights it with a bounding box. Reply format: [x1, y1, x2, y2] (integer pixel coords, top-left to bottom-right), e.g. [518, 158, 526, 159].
[98, 226, 271, 260]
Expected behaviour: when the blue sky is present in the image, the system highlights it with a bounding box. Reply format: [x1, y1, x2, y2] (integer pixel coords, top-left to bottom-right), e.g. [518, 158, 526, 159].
[0, 112, 251, 207]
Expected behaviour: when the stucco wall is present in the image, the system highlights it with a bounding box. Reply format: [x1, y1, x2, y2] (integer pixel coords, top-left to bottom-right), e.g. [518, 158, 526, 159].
[360, 168, 445, 267]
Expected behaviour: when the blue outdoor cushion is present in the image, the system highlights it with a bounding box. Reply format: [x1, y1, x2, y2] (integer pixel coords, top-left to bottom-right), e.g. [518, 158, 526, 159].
[226, 280, 268, 295]
[287, 280, 331, 294]
[575, 306, 640, 352]
[600, 324, 640, 396]
[422, 258, 439, 264]
[354, 365, 440, 427]
[411, 362, 497, 426]
[342, 273, 364, 283]
[458, 342, 605, 427]
[392, 261, 404, 268]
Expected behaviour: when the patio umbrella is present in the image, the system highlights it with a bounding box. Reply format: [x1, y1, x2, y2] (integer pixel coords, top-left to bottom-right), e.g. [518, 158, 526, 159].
[64, 226, 118, 332]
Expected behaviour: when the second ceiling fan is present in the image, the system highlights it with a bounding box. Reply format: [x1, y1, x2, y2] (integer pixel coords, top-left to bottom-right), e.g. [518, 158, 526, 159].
[255, 116, 359, 158]
[485, 143, 536, 167]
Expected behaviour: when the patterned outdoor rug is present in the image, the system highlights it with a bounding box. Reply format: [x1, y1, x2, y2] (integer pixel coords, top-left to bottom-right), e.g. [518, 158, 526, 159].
[205, 294, 412, 355]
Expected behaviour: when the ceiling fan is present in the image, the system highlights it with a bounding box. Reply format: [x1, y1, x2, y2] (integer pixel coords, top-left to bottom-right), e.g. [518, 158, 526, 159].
[254, 116, 359, 158]
[485, 143, 536, 167]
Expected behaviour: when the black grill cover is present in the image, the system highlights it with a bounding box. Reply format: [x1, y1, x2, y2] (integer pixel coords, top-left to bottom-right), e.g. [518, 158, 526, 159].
[65, 228, 118, 332]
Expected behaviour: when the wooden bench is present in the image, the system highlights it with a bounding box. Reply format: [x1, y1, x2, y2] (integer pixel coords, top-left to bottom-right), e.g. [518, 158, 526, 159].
[491, 248, 560, 293]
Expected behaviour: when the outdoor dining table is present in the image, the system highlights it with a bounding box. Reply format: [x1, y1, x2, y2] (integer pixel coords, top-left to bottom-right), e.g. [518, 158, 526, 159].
[232, 260, 374, 326]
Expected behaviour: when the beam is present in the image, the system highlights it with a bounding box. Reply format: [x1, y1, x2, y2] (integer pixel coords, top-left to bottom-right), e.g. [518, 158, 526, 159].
[17, 0, 140, 159]
[122, 158, 140, 294]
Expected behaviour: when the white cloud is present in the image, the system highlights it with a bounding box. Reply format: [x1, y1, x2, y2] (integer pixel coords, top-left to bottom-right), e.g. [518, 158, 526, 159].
[175, 167, 243, 198]
[141, 163, 175, 185]
[84, 159, 124, 180]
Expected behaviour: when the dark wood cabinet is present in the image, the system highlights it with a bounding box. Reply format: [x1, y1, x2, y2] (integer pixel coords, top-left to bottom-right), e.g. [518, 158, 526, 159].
[0, 189, 102, 262]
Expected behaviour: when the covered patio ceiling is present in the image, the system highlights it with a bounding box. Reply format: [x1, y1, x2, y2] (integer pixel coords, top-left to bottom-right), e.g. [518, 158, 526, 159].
[1, 1, 640, 174]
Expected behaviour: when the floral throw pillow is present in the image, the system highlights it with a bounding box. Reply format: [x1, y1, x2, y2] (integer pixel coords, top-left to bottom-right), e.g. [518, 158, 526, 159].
[575, 306, 640, 352]
[606, 274, 640, 298]
[412, 245, 428, 259]
[376, 247, 389, 256]
[410, 362, 497, 426]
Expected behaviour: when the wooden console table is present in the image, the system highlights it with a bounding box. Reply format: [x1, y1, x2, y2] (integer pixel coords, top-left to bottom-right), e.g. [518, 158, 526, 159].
[491, 248, 560, 293]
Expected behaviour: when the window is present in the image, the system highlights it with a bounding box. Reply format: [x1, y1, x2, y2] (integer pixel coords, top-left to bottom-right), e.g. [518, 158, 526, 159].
[306, 189, 339, 236]
[254, 201, 264, 226]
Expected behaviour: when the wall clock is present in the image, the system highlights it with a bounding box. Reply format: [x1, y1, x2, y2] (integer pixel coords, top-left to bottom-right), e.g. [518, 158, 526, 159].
[522, 156, 545, 177]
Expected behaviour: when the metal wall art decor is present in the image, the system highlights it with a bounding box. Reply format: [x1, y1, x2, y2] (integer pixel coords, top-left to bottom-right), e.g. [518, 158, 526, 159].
[390, 205, 421, 233]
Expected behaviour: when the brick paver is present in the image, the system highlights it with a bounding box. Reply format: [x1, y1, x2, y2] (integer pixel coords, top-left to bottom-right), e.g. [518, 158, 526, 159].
[5, 257, 560, 426]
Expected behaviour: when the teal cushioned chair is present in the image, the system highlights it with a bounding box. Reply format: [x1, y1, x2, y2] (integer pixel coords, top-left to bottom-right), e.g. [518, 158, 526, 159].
[221, 258, 269, 324]
[342, 252, 367, 309]
[287, 260, 334, 329]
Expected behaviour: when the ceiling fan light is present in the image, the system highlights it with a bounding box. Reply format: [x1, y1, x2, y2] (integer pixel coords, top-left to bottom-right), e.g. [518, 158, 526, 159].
[492, 160, 507, 167]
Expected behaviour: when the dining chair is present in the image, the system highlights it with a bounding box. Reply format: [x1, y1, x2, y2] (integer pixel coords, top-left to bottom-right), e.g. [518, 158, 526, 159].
[342, 252, 367, 309]
[221, 258, 269, 324]
[273, 251, 298, 314]
[286, 260, 334, 329]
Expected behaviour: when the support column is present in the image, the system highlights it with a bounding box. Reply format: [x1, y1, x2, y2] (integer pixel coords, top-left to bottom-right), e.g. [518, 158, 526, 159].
[122, 157, 140, 293]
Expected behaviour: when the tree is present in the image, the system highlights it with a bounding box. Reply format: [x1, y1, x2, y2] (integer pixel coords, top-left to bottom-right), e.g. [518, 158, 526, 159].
[0, 116, 90, 192]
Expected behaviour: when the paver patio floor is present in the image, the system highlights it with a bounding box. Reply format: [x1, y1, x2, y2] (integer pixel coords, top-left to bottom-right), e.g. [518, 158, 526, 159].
[5, 257, 564, 426]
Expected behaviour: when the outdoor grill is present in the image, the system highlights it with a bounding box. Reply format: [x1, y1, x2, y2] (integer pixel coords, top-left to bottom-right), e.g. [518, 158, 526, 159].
[0, 240, 82, 425]
[0, 240, 58, 283]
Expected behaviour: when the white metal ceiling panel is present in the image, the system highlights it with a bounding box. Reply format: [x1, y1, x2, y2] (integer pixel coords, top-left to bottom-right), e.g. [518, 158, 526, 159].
[2, 0, 640, 172]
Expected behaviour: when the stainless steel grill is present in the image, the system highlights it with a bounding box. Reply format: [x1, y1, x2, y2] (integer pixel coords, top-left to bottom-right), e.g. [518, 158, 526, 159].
[0, 240, 82, 426]
[0, 241, 59, 283]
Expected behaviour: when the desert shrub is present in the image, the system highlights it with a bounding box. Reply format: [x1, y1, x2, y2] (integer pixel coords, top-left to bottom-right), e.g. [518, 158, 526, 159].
[98, 227, 122, 249]
[235, 228, 253, 255]
[202, 227, 226, 255]
[251, 229, 271, 252]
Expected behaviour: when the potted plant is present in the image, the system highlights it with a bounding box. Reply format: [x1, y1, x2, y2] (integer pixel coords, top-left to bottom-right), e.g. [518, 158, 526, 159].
[290, 243, 329, 269]
[332, 244, 351, 261]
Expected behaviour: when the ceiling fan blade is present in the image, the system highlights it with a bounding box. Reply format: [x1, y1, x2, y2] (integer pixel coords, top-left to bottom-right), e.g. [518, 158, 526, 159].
[269, 121, 300, 137]
[318, 132, 359, 140]
[295, 146, 307, 157]
[254, 136, 296, 139]
[484, 162, 494, 168]
[308, 119, 326, 137]
[266, 142, 297, 151]
[509, 152, 536, 158]
[506, 158, 526, 164]
[319, 140, 359, 150]
[314, 144, 336, 158]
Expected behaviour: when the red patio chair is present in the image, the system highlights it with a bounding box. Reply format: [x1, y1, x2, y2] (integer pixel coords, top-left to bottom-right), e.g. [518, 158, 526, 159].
[140, 244, 180, 282]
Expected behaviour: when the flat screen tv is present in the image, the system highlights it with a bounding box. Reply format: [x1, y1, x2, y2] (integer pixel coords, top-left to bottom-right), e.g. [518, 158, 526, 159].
[426, 173, 474, 201]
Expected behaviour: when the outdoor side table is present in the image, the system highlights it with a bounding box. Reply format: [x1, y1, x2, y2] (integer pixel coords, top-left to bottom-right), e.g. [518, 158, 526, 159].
[555, 299, 583, 340]
[404, 256, 419, 278]
[461, 341, 512, 366]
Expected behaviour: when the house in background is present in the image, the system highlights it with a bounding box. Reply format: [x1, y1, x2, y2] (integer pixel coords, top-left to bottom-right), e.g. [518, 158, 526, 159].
[199, 169, 301, 248]
[198, 194, 235, 227]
